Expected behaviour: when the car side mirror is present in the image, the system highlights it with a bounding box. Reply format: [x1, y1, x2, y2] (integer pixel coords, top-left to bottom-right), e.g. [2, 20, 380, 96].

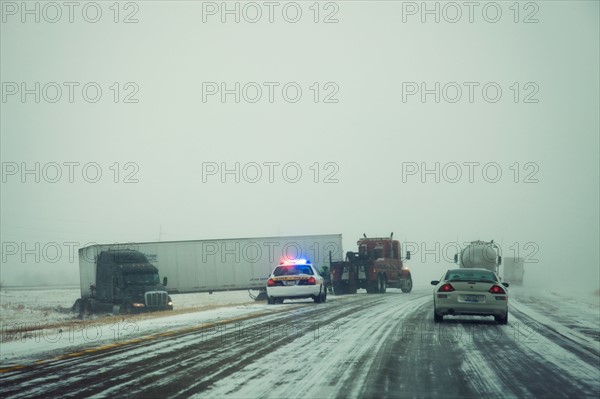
[498, 256, 502, 265]
[431, 280, 439, 285]
[453, 254, 458, 263]
[406, 251, 411, 260]
[502, 282, 509, 287]
[163, 277, 168, 287]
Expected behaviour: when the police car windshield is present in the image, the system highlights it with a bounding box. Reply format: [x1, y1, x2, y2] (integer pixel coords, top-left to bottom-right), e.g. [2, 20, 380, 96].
[274, 265, 314, 276]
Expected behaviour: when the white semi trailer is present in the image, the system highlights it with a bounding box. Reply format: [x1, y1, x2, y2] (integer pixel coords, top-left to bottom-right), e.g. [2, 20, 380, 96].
[76, 234, 344, 314]
[503, 257, 525, 285]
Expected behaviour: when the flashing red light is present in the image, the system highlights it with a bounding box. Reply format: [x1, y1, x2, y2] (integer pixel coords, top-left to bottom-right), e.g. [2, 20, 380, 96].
[307, 277, 316, 285]
[438, 283, 455, 293]
[489, 285, 506, 294]
[267, 278, 276, 287]
[280, 258, 310, 265]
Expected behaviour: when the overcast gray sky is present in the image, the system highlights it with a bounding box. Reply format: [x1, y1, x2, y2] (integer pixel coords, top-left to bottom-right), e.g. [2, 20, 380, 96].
[1, 1, 598, 293]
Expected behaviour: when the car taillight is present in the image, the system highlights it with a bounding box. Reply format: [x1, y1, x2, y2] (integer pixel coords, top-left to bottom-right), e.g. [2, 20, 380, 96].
[489, 285, 506, 294]
[438, 283, 455, 292]
[307, 277, 316, 285]
[267, 278, 276, 287]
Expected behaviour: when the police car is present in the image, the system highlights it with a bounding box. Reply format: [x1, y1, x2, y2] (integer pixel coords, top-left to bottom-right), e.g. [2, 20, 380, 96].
[266, 259, 327, 304]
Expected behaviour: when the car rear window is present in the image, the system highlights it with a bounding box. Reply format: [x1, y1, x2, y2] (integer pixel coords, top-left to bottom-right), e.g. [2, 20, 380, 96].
[273, 265, 314, 276]
[445, 270, 497, 282]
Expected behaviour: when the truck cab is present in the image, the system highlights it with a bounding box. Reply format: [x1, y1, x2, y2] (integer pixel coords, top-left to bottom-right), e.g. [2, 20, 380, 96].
[357, 237, 400, 260]
[330, 234, 412, 295]
[91, 250, 172, 314]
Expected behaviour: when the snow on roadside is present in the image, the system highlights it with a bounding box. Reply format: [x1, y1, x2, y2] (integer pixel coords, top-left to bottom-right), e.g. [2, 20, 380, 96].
[509, 286, 600, 348]
[0, 287, 79, 328]
[0, 286, 255, 364]
[507, 311, 600, 392]
[0, 286, 340, 366]
[0, 302, 275, 365]
[511, 285, 600, 310]
[0, 286, 259, 328]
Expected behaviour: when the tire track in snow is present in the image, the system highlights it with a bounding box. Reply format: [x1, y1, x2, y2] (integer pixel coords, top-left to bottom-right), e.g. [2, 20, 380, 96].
[358, 294, 483, 398]
[197, 290, 431, 399]
[174, 295, 396, 398]
[4, 290, 596, 398]
[510, 299, 600, 359]
[1, 295, 389, 398]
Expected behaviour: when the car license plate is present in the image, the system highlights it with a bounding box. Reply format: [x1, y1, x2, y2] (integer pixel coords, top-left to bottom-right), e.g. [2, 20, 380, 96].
[284, 280, 297, 286]
[463, 295, 483, 303]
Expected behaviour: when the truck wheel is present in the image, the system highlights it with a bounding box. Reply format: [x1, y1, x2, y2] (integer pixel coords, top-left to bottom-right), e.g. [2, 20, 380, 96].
[121, 303, 132, 314]
[366, 281, 378, 294]
[73, 299, 87, 319]
[72, 299, 82, 314]
[401, 278, 413, 293]
[267, 296, 275, 305]
[379, 275, 387, 294]
[333, 283, 344, 295]
[84, 300, 94, 316]
[314, 288, 327, 303]
[347, 282, 358, 295]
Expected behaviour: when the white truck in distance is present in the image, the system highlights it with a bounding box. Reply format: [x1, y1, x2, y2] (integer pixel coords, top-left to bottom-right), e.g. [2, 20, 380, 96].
[454, 240, 502, 273]
[503, 257, 525, 285]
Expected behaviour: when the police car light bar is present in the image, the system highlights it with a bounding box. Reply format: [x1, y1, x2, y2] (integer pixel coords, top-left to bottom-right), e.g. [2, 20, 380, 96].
[279, 258, 310, 265]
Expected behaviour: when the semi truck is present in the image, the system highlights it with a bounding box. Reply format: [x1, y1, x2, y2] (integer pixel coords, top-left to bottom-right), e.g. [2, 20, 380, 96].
[74, 234, 343, 314]
[74, 248, 173, 316]
[454, 240, 502, 273]
[503, 257, 524, 285]
[329, 233, 412, 294]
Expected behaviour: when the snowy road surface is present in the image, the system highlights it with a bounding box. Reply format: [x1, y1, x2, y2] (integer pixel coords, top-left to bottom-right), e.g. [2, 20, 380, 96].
[1, 288, 599, 398]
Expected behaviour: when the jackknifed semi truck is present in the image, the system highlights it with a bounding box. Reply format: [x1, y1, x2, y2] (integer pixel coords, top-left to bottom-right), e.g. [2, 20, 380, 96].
[74, 247, 173, 316]
[74, 234, 343, 315]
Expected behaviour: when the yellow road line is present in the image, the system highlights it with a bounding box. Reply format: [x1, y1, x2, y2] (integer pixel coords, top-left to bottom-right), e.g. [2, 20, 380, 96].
[0, 308, 290, 374]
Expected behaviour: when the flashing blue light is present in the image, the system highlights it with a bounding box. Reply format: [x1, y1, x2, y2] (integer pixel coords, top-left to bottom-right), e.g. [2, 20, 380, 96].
[280, 258, 310, 265]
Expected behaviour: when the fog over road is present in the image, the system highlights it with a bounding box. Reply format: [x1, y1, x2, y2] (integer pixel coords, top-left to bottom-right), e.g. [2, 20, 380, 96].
[1, 289, 598, 398]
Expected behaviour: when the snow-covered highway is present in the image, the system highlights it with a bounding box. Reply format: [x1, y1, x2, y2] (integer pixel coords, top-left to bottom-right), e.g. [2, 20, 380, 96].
[1, 288, 598, 398]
